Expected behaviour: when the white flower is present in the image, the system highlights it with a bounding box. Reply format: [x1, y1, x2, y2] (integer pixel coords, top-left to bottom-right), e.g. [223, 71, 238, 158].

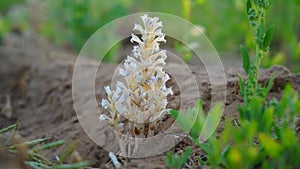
[101, 99, 109, 109]
[119, 68, 128, 77]
[100, 14, 173, 139]
[130, 34, 143, 45]
[133, 23, 144, 34]
[99, 114, 110, 121]
[104, 86, 112, 95]
[118, 123, 124, 130]
[113, 86, 122, 101]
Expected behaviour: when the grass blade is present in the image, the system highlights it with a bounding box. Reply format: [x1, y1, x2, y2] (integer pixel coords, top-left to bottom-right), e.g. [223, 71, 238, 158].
[30, 152, 52, 166]
[32, 140, 64, 152]
[0, 124, 17, 134]
[179, 146, 192, 166]
[26, 161, 51, 169]
[8, 138, 50, 149]
[53, 161, 91, 169]
[58, 140, 78, 164]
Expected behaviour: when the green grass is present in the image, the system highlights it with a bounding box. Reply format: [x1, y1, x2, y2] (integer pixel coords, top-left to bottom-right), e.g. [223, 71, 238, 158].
[0, 0, 299, 69]
[0, 123, 91, 169]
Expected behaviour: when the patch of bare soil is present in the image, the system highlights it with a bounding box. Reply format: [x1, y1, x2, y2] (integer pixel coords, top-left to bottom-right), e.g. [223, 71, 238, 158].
[0, 35, 299, 168]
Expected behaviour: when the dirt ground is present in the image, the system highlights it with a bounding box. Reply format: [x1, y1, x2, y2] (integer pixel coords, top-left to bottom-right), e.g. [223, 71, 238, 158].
[0, 34, 300, 169]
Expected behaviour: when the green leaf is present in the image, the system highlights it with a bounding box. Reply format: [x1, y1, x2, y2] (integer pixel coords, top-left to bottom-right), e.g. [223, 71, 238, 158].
[274, 125, 281, 140]
[195, 99, 203, 114]
[58, 140, 78, 164]
[198, 156, 207, 165]
[263, 25, 275, 51]
[199, 143, 212, 154]
[0, 123, 17, 135]
[227, 146, 242, 168]
[296, 100, 300, 115]
[182, 0, 191, 20]
[199, 103, 222, 142]
[237, 106, 246, 121]
[8, 138, 50, 149]
[276, 85, 292, 118]
[245, 121, 257, 140]
[281, 127, 298, 147]
[26, 161, 50, 169]
[257, 20, 265, 46]
[165, 150, 190, 169]
[53, 161, 90, 169]
[258, 133, 282, 158]
[170, 107, 197, 134]
[29, 152, 52, 166]
[32, 140, 64, 152]
[170, 109, 190, 133]
[191, 100, 204, 140]
[240, 45, 250, 74]
[238, 74, 244, 95]
[265, 75, 274, 96]
[221, 145, 230, 161]
[248, 97, 263, 121]
[262, 107, 274, 132]
[246, 0, 252, 14]
[165, 151, 174, 167]
[169, 109, 179, 119]
[179, 146, 192, 166]
[166, 151, 172, 162]
[4, 123, 19, 144]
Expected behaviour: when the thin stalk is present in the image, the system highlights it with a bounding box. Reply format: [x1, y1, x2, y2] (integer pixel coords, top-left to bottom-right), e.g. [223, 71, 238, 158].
[253, 7, 265, 92]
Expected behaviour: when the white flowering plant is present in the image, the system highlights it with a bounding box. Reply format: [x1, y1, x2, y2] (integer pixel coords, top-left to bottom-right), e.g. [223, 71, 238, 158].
[100, 14, 173, 156]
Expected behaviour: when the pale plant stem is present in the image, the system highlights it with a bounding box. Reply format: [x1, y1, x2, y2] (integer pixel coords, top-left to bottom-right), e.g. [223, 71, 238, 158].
[101, 15, 172, 159]
[134, 123, 145, 138]
[147, 121, 155, 137]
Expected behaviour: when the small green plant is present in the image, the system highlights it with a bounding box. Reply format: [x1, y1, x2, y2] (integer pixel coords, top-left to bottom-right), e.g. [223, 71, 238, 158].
[166, 0, 300, 168]
[239, 0, 275, 102]
[0, 123, 91, 169]
[167, 85, 300, 168]
[165, 146, 192, 169]
[166, 100, 223, 168]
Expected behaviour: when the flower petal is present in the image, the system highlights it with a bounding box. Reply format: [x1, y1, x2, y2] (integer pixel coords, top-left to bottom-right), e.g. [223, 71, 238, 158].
[141, 14, 148, 24]
[101, 99, 109, 109]
[130, 34, 143, 45]
[133, 23, 144, 34]
[104, 86, 111, 95]
[99, 114, 110, 121]
[119, 68, 128, 77]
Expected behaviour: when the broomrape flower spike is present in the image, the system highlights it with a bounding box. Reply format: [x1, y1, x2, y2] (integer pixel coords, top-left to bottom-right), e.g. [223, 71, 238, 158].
[100, 14, 173, 145]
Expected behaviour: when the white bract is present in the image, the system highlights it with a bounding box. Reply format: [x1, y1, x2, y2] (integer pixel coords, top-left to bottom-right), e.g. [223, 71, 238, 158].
[100, 14, 173, 139]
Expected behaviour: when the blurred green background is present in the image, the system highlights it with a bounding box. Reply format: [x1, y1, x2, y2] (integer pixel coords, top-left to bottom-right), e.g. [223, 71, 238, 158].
[0, 0, 299, 71]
